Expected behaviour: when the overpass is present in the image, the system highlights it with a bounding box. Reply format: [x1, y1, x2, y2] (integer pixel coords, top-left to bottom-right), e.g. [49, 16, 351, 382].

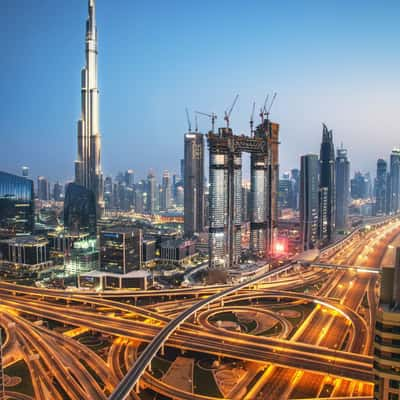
[108, 261, 298, 399]
[301, 262, 380, 274]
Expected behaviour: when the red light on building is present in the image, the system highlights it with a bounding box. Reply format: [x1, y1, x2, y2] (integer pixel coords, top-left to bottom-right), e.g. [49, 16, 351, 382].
[274, 238, 288, 255]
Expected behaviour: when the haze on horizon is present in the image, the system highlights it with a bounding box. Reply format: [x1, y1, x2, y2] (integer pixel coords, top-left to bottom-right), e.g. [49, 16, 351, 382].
[1, 0, 399, 182]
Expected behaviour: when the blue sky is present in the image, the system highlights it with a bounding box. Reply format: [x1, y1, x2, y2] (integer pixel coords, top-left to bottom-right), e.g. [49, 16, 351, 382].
[1, 0, 400, 183]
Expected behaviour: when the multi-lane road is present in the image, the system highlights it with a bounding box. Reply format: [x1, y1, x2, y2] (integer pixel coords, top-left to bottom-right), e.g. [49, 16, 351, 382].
[0, 217, 399, 400]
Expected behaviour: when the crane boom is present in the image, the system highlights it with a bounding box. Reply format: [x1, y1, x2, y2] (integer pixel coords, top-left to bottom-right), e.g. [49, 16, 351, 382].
[250, 101, 256, 136]
[185, 108, 192, 132]
[195, 111, 217, 133]
[224, 94, 239, 128]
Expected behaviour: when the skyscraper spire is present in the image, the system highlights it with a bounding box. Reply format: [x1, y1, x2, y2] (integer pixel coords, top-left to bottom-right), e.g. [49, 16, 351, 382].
[75, 0, 104, 217]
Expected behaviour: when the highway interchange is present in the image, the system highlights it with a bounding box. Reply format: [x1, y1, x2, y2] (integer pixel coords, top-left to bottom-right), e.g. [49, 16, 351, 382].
[1, 217, 399, 399]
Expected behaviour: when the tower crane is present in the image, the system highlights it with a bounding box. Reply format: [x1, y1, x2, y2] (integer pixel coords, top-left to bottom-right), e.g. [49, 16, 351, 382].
[259, 94, 269, 123]
[224, 94, 239, 128]
[250, 101, 256, 136]
[185, 108, 192, 133]
[195, 111, 218, 133]
[266, 92, 277, 120]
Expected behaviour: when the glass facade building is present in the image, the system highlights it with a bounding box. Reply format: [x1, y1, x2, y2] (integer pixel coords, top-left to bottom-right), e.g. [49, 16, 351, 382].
[0, 171, 34, 236]
[319, 124, 335, 245]
[184, 132, 205, 237]
[300, 154, 319, 250]
[335, 147, 350, 231]
[100, 226, 142, 274]
[209, 152, 228, 268]
[64, 183, 97, 237]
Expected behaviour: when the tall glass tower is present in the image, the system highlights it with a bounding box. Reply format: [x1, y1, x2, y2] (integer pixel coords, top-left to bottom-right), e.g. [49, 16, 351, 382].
[184, 132, 204, 237]
[335, 146, 350, 231]
[74, 0, 104, 217]
[300, 154, 319, 250]
[319, 124, 335, 245]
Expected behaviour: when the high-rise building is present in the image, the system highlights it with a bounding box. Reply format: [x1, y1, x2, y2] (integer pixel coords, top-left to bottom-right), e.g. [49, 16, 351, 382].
[124, 169, 135, 187]
[290, 168, 300, 210]
[21, 166, 29, 178]
[207, 116, 279, 268]
[134, 180, 146, 213]
[74, 0, 104, 217]
[0, 171, 34, 236]
[37, 176, 50, 201]
[318, 124, 335, 245]
[374, 247, 400, 399]
[335, 146, 350, 231]
[160, 170, 172, 211]
[390, 149, 400, 214]
[300, 154, 319, 250]
[375, 159, 388, 216]
[279, 173, 292, 209]
[64, 183, 97, 237]
[351, 172, 370, 199]
[268, 122, 280, 251]
[146, 172, 157, 214]
[180, 159, 185, 184]
[100, 226, 142, 274]
[104, 176, 113, 209]
[53, 182, 63, 202]
[184, 132, 204, 237]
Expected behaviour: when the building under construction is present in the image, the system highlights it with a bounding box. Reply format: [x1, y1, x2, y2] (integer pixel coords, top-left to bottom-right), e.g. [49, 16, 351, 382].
[207, 117, 279, 269]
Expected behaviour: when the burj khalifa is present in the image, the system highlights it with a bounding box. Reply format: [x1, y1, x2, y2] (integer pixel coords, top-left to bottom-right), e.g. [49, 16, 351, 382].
[74, 0, 104, 216]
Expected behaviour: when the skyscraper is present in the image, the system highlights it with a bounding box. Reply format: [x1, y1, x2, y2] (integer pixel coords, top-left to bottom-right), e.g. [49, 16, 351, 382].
[159, 171, 172, 211]
[300, 154, 319, 250]
[0, 171, 34, 236]
[390, 149, 400, 214]
[146, 172, 157, 214]
[375, 159, 388, 216]
[74, 0, 104, 217]
[374, 247, 400, 399]
[124, 169, 135, 187]
[335, 146, 350, 231]
[184, 132, 204, 237]
[37, 176, 50, 201]
[64, 183, 97, 237]
[21, 166, 29, 178]
[319, 124, 335, 245]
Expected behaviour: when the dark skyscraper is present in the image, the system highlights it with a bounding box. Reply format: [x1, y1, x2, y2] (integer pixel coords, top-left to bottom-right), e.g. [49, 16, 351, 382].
[74, 0, 104, 216]
[100, 227, 142, 274]
[335, 146, 350, 231]
[300, 154, 319, 250]
[0, 171, 34, 236]
[64, 182, 97, 237]
[390, 149, 400, 214]
[184, 132, 204, 237]
[319, 124, 335, 244]
[375, 158, 388, 216]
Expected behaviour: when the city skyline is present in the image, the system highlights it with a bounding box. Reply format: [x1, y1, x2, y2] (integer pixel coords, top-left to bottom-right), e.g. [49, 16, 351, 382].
[1, 1, 400, 181]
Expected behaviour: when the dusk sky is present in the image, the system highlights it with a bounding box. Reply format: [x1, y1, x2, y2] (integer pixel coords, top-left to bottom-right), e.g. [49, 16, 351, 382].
[1, 0, 400, 183]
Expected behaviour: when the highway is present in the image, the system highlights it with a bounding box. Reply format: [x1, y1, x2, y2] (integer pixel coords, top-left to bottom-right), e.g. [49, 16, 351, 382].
[0, 216, 399, 400]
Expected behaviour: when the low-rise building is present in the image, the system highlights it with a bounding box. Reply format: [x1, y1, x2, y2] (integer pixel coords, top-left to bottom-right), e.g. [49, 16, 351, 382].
[159, 239, 196, 265]
[0, 235, 51, 271]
